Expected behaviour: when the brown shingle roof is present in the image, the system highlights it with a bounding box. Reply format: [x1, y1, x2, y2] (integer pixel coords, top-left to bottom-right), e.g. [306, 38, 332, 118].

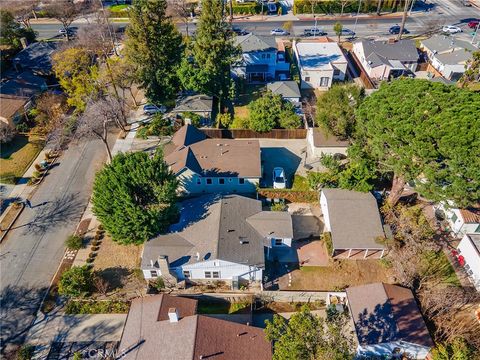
[346, 283, 433, 348]
[0, 94, 28, 123]
[164, 125, 261, 178]
[119, 294, 272, 360]
[459, 205, 480, 224]
[312, 127, 350, 148]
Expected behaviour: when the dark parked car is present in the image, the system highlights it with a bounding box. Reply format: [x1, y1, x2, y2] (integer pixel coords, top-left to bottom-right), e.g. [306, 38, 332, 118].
[232, 26, 249, 36]
[389, 25, 409, 34]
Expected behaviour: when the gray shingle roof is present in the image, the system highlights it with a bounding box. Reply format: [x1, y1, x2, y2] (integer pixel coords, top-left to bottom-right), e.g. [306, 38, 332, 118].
[322, 189, 385, 250]
[172, 95, 213, 113]
[0, 71, 46, 98]
[12, 41, 58, 73]
[142, 195, 292, 268]
[267, 81, 301, 99]
[358, 39, 419, 68]
[421, 34, 476, 54]
[347, 283, 433, 348]
[235, 33, 277, 52]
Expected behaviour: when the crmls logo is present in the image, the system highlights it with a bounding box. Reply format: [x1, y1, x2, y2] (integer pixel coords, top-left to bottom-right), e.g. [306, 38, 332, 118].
[79, 348, 118, 359]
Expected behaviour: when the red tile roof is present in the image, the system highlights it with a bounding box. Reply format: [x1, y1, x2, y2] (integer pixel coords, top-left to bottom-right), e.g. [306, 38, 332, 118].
[459, 206, 480, 224]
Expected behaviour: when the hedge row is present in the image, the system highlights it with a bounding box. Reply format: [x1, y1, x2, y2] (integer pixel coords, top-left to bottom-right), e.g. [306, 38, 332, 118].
[292, 0, 406, 15]
[258, 189, 319, 203]
[232, 1, 281, 15]
[65, 299, 130, 314]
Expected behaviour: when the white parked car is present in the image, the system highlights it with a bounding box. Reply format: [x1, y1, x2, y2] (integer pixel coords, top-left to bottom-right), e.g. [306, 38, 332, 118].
[442, 25, 462, 34]
[273, 167, 286, 189]
[270, 28, 289, 36]
[143, 104, 167, 115]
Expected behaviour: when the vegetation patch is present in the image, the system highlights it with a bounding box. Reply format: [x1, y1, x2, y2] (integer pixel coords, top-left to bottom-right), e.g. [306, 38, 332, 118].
[197, 299, 251, 314]
[65, 299, 130, 314]
[258, 188, 318, 203]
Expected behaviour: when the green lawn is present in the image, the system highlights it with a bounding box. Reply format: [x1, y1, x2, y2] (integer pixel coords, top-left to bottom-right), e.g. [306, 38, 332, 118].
[292, 175, 310, 191]
[421, 250, 461, 287]
[0, 134, 44, 184]
[108, 4, 129, 12]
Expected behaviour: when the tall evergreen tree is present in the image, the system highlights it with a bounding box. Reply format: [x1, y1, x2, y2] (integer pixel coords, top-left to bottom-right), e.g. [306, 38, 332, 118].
[125, 0, 183, 103]
[355, 78, 480, 207]
[92, 150, 179, 244]
[177, 0, 238, 108]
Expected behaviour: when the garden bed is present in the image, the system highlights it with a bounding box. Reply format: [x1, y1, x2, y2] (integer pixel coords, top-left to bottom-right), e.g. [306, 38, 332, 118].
[65, 299, 130, 314]
[197, 299, 251, 314]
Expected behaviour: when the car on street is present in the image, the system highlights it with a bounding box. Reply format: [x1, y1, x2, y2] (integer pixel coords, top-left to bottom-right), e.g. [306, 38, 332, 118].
[270, 28, 289, 36]
[340, 28, 356, 37]
[232, 26, 249, 36]
[59, 27, 74, 36]
[304, 28, 327, 36]
[143, 104, 167, 115]
[389, 25, 409, 34]
[273, 167, 286, 189]
[442, 25, 462, 34]
[462, 0, 472, 6]
[468, 20, 479, 29]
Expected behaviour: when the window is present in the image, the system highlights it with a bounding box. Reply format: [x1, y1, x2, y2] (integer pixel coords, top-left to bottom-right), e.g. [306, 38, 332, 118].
[274, 238, 283, 246]
[212, 271, 220, 279]
[238, 178, 245, 185]
[206, 178, 213, 185]
[333, 69, 340, 76]
[451, 213, 458, 223]
[475, 224, 480, 233]
[267, 54, 271, 59]
[305, 76, 311, 82]
[262, 54, 266, 59]
[205, 271, 212, 278]
[320, 77, 329, 87]
[150, 270, 157, 278]
[219, 178, 225, 185]
[183, 271, 191, 279]
[196, 178, 202, 185]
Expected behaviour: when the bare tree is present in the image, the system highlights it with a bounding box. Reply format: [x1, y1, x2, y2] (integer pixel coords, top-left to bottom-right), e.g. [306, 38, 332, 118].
[44, 0, 89, 41]
[168, 0, 193, 37]
[339, 0, 355, 16]
[93, 274, 109, 296]
[3, 0, 39, 28]
[0, 123, 16, 144]
[76, 96, 126, 162]
[376, 0, 383, 15]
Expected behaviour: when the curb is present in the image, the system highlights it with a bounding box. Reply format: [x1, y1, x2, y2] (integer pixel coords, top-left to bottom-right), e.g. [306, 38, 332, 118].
[0, 203, 25, 244]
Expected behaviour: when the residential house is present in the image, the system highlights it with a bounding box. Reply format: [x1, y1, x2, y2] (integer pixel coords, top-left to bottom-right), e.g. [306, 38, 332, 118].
[141, 194, 293, 284]
[233, 34, 289, 82]
[267, 80, 301, 105]
[457, 233, 480, 291]
[12, 41, 59, 76]
[352, 39, 419, 81]
[0, 94, 31, 128]
[420, 35, 477, 81]
[346, 283, 433, 359]
[118, 294, 272, 360]
[435, 203, 480, 237]
[171, 94, 213, 122]
[320, 189, 387, 259]
[293, 38, 348, 90]
[307, 127, 349, 158]
[0, 71, 48, 99]
[163, 125, 261, 195]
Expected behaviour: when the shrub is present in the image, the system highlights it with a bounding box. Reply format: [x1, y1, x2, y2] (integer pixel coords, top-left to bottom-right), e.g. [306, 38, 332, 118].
[0, 122, 16, 143]
[136, 126, 149, 139]
[154, 277, 165, 291]
[18, 344, 35, 360]
[258, 188, 318, 203]
[322, 232, 333, 256]
[32, 171, 42, 179]
[217, 112, 233, 128]
[271, 202, 287, 211]
[182, 112, 202, 127]
[65, 235, 83, 250]
[58, 266, 93, 297]
[16, 122, 29, 133]
[65, 299, 129, 314]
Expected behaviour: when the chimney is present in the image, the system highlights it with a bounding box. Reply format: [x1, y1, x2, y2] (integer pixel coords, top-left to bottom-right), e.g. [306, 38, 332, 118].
[168, 308, 179, 323]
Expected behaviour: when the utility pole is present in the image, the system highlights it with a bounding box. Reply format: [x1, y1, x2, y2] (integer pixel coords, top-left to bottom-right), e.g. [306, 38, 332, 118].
[352, 0, 362, 35]
[313, 16, 318, 37]
[397, 0, 411, 40]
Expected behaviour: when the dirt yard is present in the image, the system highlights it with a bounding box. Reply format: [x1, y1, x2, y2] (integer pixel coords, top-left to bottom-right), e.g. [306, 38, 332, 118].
[93, 236, 145, 299]
[280, 259, 395, 291]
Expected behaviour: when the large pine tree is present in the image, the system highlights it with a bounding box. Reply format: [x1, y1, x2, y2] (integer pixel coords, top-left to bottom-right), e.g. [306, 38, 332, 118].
[125, 0, 183, 103]
[177, 0, 239, 108]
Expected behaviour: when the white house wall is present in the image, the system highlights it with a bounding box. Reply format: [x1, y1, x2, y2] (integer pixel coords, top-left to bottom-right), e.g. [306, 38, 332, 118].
[439, 205, 480, 238]
[457, 235, 480, 290]
[176, 168, 259, 195]
[179, 259, 263, 282]
[243, 50, 277, 79]
[357, 341, 431, 359]
[320, 192, 331, 232]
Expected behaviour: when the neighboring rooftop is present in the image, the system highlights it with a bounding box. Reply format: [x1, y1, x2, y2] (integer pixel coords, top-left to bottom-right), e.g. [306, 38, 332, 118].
[172, 94, 213, 114]
[12, 41, 58, 74]
[311, 127, 350, 148]
[119, 294, 272, 360]
[465, 233, 480, 254]
[322, 189, 385, 249]
[142, 194, 292, 269]
[347, 283, 433, 348]
[267, 81, 301, 99]
[357, 39, 419, 68]
[164, 125, 261, 178]
[459, 205, 480, 224]
[0, 94, 29, 123]
[421, 34, 476, 54]
[0, 71, 47, 98]
[235, 33, 277, 53]
[294, 41, 347, 71]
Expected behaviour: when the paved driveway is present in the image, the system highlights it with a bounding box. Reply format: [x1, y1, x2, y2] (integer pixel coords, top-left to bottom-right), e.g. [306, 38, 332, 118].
[259, 139, 308, 188]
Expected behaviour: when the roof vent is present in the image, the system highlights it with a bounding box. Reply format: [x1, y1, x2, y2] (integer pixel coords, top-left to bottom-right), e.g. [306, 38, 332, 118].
[168, 308, 179, 323]
[237, 332, 247, 337]
[240, 240, 249, 244]
[196, 252, 200, 260]
[228, 229, 235, 232]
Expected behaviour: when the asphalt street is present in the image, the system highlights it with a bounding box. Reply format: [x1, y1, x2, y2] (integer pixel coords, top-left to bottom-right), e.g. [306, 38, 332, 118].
[0, 136, 114, 351]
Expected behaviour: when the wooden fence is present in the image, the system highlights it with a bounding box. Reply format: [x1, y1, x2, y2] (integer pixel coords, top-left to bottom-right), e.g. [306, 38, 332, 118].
[200, 128, 307, 139]
[347, 51, 376, 90]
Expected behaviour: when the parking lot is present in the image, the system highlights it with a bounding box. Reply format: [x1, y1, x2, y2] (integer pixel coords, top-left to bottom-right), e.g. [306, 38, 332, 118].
[259, 139, 309, 188]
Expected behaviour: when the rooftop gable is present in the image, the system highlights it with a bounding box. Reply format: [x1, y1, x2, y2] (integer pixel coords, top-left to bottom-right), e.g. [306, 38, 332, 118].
[236, 33, 277, 53]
